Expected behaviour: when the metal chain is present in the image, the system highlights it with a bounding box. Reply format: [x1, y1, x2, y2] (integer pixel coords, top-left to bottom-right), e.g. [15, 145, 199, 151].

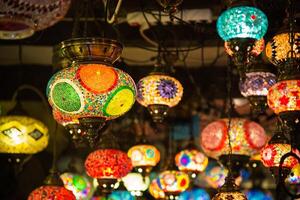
[288, 0, 296, 59]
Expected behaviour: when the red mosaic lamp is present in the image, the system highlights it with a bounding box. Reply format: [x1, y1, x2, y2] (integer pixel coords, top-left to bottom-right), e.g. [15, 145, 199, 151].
[48, 38, 137, 146]
[200, 118, 268, 176]
[85, 149, 132, 194]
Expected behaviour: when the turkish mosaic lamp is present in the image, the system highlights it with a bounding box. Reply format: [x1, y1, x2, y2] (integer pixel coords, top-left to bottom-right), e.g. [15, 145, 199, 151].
[0, 0, 71, 40]
[137, 73, 183, 122]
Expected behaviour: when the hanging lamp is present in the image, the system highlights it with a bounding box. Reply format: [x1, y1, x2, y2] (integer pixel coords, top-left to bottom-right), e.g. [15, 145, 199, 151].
[122, 172, 150, 197]
[217, 0, 268, 70]
[0, 0, 71, 40]
[149, 177, 166, 199]
[137, 51, 183, 123]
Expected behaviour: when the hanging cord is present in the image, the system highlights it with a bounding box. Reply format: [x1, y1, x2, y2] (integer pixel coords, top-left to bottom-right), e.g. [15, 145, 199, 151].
[287, 0, 296, 61]
[226, 57, 234, 177]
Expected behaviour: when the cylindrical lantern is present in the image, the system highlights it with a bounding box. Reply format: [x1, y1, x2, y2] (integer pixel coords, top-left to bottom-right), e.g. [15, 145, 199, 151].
[0, 0, 71, 40]
[0, 116, 49, 154]
[137, 73, 183, 122]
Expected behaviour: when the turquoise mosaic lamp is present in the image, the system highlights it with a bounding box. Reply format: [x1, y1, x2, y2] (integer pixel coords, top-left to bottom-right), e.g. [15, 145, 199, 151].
[217, 5, 268, 68]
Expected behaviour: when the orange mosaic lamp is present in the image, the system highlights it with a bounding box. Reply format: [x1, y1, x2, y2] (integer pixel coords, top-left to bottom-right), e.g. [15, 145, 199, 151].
[28, 185, 76, 200]
[137, 73, 183, 122]
[149, 178, 165, 199]
[128, 144, 160, 175]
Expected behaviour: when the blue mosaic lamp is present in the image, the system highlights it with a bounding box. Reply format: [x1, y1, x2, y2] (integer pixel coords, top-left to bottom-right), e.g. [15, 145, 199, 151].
[245, 189, 273, 200]
[179, 188, 210, 200]
[217, 6, 268, 67]
[217, 6, 268, 41]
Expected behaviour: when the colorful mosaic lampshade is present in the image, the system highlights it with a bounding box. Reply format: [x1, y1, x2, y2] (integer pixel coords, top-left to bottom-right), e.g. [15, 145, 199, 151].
[122, 173, 150, 196]
[204, 163, 227, 189]
[128, 144, 160, 174]
[265, 32, 300, 66]
[240, 72, 276, 97]
[149, 178, 166, 199]
[137, 73, 183, 122]
[267, 80, 300, 114]
[200, 118, 267, 159]
[212, 191, 247, 200]
[175, 149, 208, 174]
[27, 185, 76, 200]
[85, 149, 132, 179]
[217, 6, 268, 41]
[47, 63, 136, 126]
[179, 188, 210, 200]
[245, 189, 273, 200]
[0, 116, 49, 154]
[60, 173, 93, 200]
[157, 170, 190, 198]
[0, 0, 71, 40]
[225, 38, 265, 57]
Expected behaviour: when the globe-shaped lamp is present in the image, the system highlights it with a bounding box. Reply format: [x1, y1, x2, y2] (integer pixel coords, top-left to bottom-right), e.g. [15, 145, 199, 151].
[175, 149, 208, 178]
[245, 189, 273, 200]
[0, 0, 71, 40]
[128, 144, 160, 175]
[60, 172, 93, 200]
[122, 172, 150, 196]
[212, 177, 247, 200]
[149, 178, 166, 199]
[109, 191, 135, 200]
[28, 185, 76, 200]
[137, 73, 183, 122]
[85, 149, 132, 193]
[157, 170, 190, 199]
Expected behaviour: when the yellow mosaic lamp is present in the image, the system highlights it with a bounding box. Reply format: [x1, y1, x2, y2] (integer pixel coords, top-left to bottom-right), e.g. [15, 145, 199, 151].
[0, 115, 49, 154]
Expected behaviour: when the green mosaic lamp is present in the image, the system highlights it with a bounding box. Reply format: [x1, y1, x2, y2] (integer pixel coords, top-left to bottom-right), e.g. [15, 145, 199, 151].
[217, 4, 268, 69]
[47, 38, 137, 145]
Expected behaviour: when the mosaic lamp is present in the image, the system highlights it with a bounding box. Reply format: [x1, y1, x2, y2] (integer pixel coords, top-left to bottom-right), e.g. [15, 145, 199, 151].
[149, 177, 166, 199]
[260, 130, 300, 182]
[60, 172, 93, 200]
[239, 70, 276, 114]
[267, 80, 300, 135]
[128, 144, 160, 176]
[28, 170, 76, 200]
[122, 172, 150, 196]
[178, 188, 210, 200]
[217, 6, 268, 67]
[175, 149, 208, 179]
[0, 116, 49, 155]
[0, 0, 71, 40]
[212, 176, 247, 200]
[108, 190, 135, 200]
[137, 73, 183, 122]
[200, 118, 267, 176]
[85, 149, 132, 194]
[48, 38, 136, 145]
[157, 170, 190, 199]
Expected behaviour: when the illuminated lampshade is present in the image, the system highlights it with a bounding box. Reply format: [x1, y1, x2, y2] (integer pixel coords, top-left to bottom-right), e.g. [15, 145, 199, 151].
[60, 173, 93, 200]
[157, 170, 190, 198]
[47, 63, 136, 126]
[245, 189, 273, 200]
[149, 178, 166, 199]
[122, 172, 150, 196]
[137, 73, 183, 122]
[128, 144, 160, 174]
[225, 38, 265, 57]
[240, 72, 276, 97]
[217, 6, 268, 41]
[0, 116, 49, 154]
[85, 149, 132, 179]
[109, 191, 135, 200]
[175, 149, 208, 175]
[212, 177, 247, 200]
[200, 118, 267, 159]
[28, 185, 76, 200]
[0, 0, 71, 40]
[179, 188, 210, 200]
[287, 164, 300, 184]
[267, 80, 300, 115]
[265, 32, 300, 66]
